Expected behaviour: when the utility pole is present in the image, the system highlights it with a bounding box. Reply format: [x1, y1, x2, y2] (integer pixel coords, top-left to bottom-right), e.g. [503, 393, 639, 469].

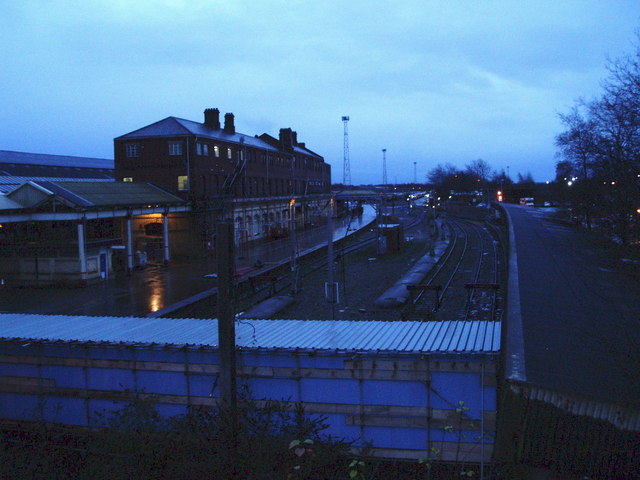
[289, 198, 299, 293]
[413, 161, 417, 184]
[215, 222, 238, 480]
[342, 116, 351, 185]
[326, 198, 337, 319]
[216, 221, 237, 410]
[382, 148, 387, 185]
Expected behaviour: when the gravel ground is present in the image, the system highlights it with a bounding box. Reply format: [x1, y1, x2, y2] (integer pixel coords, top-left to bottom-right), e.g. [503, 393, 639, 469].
[272, 223, 435, 321]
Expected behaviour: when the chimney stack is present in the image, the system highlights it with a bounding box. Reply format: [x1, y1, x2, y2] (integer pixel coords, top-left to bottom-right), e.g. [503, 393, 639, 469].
[204, 108, 220, 129]
[279, 128, 294, 151]
[223, 113, 235, 134]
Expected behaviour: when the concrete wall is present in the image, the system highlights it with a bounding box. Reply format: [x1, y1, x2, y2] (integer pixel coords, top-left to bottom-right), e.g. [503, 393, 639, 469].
[0, 250, 111, 286]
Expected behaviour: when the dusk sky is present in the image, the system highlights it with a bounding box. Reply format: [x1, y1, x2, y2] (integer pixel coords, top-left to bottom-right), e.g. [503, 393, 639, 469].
[1, 1, 639, 185]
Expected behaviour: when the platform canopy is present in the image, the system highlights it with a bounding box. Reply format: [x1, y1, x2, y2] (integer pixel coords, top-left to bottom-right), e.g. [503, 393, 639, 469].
[0, 180, 190, 222]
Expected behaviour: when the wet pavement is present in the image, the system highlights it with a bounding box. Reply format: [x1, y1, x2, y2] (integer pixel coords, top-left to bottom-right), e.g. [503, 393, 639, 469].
[504, 204, 640, 405]
[0, 207, 377, 318]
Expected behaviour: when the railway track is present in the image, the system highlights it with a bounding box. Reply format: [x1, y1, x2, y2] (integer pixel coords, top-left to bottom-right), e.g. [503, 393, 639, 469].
[405, 216, 504, 322]
[165, 206, 506, 322]
[219, 208, 428, 314]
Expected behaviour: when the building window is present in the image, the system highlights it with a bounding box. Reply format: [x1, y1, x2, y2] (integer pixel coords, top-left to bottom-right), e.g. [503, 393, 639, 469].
[126, 144, 140, 158]
[227, 147, 232, 159]
[214, 145, 220, 157]
[123, 177, 133, 182]
[169, 142, 183, 156]
[178, 175, 189, 191]
[196, 142, 209, 156]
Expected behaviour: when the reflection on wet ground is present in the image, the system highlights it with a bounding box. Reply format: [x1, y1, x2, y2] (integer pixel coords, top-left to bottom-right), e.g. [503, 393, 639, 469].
[0, 208, 377, 318]
[0, 260, 217, 317]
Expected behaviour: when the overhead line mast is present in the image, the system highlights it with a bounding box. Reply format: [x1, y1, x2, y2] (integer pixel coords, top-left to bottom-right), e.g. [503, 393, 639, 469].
[342, 116, 350, 185]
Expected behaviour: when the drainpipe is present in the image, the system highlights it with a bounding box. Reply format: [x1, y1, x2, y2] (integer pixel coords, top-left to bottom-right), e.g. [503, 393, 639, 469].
[162, 210, 170, 265]
[186, 136, 192, 192]
[126, 214, 134, 274]
[289, 198, 298, 292]
[77, 218, 87, 284]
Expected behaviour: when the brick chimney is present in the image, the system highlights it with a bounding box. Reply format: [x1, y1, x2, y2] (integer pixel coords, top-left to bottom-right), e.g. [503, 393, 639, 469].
[223, 113, 235, 134]
[279, 128, 294, 151]
[204, 108, 220, 129]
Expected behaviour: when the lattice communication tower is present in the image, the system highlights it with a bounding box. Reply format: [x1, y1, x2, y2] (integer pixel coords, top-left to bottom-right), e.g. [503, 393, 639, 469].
[382, 148, 388, 185]
[342, 116, 350, 185]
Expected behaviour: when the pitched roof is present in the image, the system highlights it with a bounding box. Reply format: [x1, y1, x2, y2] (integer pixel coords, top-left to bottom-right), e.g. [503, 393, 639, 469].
[41, 181, 187, 207]
[116, 117, 279, 151]
[258, 133, 322, 159]
[0, 150, 113, 170]
[293, 143, 323, 159]
[4, 181, 187, 210]
[0, 177, 113, 194]
[0, 195, 23, 210]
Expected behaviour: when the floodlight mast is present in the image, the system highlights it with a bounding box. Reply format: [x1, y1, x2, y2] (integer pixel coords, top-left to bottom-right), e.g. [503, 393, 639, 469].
[382, 148, 387, 185]
[342, 116, 350, 185]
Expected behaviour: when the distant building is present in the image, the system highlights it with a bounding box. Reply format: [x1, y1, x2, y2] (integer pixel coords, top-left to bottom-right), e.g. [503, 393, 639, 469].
[0, 150, 114, 193]
[114, 108, 332, 253]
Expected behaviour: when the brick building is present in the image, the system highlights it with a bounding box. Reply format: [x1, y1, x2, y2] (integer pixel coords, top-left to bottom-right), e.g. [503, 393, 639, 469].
[114, 108, 331, 254]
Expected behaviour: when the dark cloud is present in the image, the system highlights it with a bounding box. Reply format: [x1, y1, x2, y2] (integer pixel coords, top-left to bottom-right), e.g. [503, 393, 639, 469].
[0, 0, 638, 183]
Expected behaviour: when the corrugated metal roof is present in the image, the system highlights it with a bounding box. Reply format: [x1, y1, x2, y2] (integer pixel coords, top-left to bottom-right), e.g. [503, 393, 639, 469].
[0, 314, 500, 354]
[0, 150, 113, 169]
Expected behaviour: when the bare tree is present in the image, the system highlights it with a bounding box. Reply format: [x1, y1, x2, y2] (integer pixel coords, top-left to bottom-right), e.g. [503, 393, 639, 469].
[555, 105, 600, 229]
[465, 158, 492, 183]
[427, 163, 458, 186]
[427, 162, 481, 197]
[555, 36, 640, 244]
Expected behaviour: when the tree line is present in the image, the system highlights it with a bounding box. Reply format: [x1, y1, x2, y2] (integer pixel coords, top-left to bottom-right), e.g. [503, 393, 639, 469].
[426, 158, 534, 199]
[555, 36, 640, 245]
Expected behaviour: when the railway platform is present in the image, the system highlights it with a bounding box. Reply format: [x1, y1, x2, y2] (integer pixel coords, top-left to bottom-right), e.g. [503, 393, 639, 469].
[0, 207, 377, 318]
[502, 203, 640, 408]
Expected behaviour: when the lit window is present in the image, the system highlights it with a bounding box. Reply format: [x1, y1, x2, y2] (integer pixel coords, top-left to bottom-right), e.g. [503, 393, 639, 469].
[123, 177, 133, 182]
[169, 142, 183, 156]
[227, 147, 232, 159]
[214, 145, 220, 157]
[178, 175, 189, 191]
